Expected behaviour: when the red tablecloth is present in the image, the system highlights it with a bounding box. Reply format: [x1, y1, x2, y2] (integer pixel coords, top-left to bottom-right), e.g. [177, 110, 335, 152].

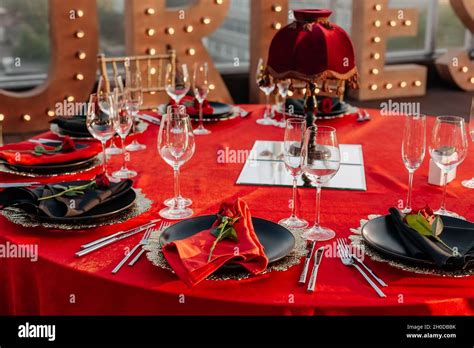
[0, 106, 473, 315]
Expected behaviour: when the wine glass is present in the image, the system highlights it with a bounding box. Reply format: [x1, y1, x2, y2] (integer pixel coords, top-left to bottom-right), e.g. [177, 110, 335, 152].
[86, 93, 118, 182]
[255, 58, 276, 126]
[301, 126, 341, 241]
[462, 97, 474, 189]
[112, 88, 137, 179]
[166, 63, 191, 105]
[192, 62, 211, 135]
[125, 70, 146, 152]
[98, 75, 122, 156]
[276, 79, 292, 128]
[429, 116, 469, 217]
[401, 114, 426, 213]
[278, 119, 308, 229]
[158, 107, 195, 220]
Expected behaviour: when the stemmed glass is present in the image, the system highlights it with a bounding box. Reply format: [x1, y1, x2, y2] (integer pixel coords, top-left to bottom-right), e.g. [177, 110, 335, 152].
[401, 114, 426, 213]
[99, 75, 122, 156]
[86, 93, 118, 182]
[112, 88, 137, 179]
[158, 107, 195, 220]
[193, 62, 211, 135]
[429, 116, 469, 217]
[166, 63, 191, 105]
[256, 58, 276, 126]
[163, 105, 193, 208]
[301, 126, 341, 241]
[462, 98, 474, 188]
[125, 70, 146, 152]
[279, 119, 308, 229]
[276, 79, 292, 128]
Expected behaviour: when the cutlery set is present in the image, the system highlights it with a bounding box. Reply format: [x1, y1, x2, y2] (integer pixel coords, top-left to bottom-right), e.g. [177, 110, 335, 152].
[298, 237, 388, 297]
[75, 219, 161, 258]
[336, 238, 387, 298]
[298, 241, 326, 293]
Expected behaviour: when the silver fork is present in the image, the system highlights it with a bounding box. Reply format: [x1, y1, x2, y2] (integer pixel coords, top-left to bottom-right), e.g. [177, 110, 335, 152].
[111, 224, 156, 274]
[337, 243, 386, 298]
[338, 238, 387, 287]
[128, 221, 171, 267]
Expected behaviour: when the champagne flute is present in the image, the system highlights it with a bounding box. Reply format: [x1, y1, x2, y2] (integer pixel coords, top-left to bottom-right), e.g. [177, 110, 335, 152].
[429, 116, 469, 217]
[125, 70, 146, 152]
[166, 63, 191, 105]
[401, 114, 426, 213]
[278, 118, 308, 229]
[255, 58, 276, 126]
[192, 62, 211, 135]
[462, 97, 474, 188]
[112, 88, 137, 179]
[301, 126, 341, 241]
[86, 93, 118, 182]
[276, 79, 292, 128]
[158, 107, 195, 220]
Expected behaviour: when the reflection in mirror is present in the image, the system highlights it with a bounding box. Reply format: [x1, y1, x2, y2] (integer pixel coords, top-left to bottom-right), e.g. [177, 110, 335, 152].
[0, 0, 49, 91]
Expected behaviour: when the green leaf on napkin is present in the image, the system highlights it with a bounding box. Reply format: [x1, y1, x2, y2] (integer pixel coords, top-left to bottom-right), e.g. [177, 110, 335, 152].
[208, 215, 240, 262]
[405, 213, 452, 251]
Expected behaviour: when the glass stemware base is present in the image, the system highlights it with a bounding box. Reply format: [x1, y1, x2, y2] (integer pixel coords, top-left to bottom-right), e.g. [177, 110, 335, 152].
[401, 207, 412, 214]
[278, 216, 308, 229]
[164, 196, 192, 208]
[106, 143, 122, 156]
[256, 118, 275, 126]
[461, 178, 474, 189]
[159, 206, 193, 220]
[434, 208, 464, 219]
[302, 225, 336, 241]
[126, 140, 146, 152]
[193, 126, 211, 135]
[112, 168, 137, 179]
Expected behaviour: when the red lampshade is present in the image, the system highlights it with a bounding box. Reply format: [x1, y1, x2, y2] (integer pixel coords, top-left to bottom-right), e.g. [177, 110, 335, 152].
[267, 9, 358, 90]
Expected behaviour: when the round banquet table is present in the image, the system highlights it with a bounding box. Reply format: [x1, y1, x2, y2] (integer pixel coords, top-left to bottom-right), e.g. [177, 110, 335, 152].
[0, 106, 473, 316]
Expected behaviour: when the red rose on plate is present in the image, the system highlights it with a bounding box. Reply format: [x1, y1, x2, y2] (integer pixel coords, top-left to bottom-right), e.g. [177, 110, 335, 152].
[61, 136, 76, 153]
[94, 173, 110, 190]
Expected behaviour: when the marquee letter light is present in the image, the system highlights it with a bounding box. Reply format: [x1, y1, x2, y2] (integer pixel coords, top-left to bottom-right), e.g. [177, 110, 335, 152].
[350, 0, 427, 100]
[249, 0, 289, 103]
[125, 0, 233, 106]
[435, 0, 474, 91]
[0, 0, 98, 134]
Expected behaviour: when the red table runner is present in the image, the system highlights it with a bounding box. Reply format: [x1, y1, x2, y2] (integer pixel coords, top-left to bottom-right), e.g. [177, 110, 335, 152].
[0, 106, 473, 315]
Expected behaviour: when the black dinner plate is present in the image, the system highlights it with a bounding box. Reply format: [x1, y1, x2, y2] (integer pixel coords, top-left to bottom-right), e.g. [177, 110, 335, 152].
[188, 101, 233, 118]
[285, 98, 350, 117]
[362, 215, 474, 267]
[37, 183, 136, 224]
[160, 215, 295, 266]
[2, 153, 98, 174]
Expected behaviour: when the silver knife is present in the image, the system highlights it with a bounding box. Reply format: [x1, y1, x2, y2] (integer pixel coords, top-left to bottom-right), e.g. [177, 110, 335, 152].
[80, 219, 160, 249]
[298, 241, 317, 284]
[75, 223, 156, 257]
[307, 247, 325, 293]
[0, 182, 41, 188]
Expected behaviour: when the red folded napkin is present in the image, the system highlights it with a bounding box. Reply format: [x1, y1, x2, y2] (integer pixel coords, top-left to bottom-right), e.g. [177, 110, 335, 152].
[170, 96, 214, 115]
[0, 136, 102, 166]
[162, 198, 269, 286]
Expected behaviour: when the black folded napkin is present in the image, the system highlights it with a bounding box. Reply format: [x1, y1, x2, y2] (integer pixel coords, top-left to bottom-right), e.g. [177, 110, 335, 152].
[51, 115, 89, 135]
[388, 208, 474, 270]
[0, 179, 132, 218]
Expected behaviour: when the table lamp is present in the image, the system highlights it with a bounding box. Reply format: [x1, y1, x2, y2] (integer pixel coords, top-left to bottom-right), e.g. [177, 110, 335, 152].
[266, 9, 359, 127]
